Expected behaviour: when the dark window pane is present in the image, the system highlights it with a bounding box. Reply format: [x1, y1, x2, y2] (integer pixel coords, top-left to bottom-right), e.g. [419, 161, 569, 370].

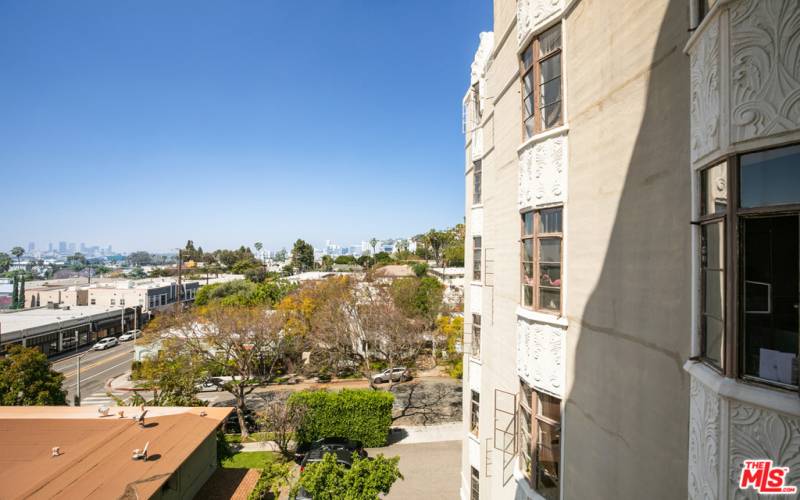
[701, 162, 727, 215]
[524, 239, 534, 261]
[540, 208, 562, 233]
[743, 216, 799, 386]
[538, 392, 560, 421]
[524, 93, 536, 118]
[522, 45, 534, 69]
[523, 262, 534, 280]
[740, 144, 800, 208]
[540, 55, 561, 85]
[473, 162, 482, 204]
[539, 288, 561, 311]
[539, 239, 561, 263]
[540, 77, 561, 107]
[701, 221, 724, 367]
[540, 264, 561, 287]
[539, 25, 561, 57]
[523, 212, 534, 235]
[701, 222, 723, 270]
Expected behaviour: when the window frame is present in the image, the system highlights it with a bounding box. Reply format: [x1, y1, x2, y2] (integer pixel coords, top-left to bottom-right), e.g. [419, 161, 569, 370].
[519, 380, 561, 497]
[693, 142, 800, 392]
[473, 236, 482, 282]
[473, 161, 482, 205]
[471, 313, 481, 359]
[520, 24, 563, 140]
[470, 466, 480, 500]
[521, 207, 563, 314]
[470, 390, 480, 437]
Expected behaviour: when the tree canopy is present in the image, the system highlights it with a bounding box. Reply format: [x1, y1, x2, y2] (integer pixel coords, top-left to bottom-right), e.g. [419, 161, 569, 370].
[0, 345, 67, 405]
[293, 452, 402, 500]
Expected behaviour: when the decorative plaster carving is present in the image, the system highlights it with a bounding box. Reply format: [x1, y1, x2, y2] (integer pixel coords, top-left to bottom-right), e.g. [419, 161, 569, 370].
[730, 0, 800, 143]
[516, 0, 561, 46]
[470, 32, 494, 85]
[519, 135, 566, 209]
[729, 401, 800, 499]
[517, 316, 564, 396]
[690, 14, 720, 162]
[688, 378, 720, 500]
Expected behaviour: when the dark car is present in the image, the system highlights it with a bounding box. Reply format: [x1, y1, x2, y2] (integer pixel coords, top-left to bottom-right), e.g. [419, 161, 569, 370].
[297, 444, 366, 500]
[224, 409, 258, 434]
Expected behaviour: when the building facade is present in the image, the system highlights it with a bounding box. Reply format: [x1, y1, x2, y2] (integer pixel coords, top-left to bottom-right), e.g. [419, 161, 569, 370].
[461, 0, 800, 498]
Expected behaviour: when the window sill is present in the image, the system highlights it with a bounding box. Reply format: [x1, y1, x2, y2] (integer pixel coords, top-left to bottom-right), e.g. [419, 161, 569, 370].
[470, 281, 482, 286]
[517, 124, 569, 154]
[469, 356, 482, 365]
[516, 306, 568, 328]
[471, 203, 484, 210]
[684, 360, 800, 417]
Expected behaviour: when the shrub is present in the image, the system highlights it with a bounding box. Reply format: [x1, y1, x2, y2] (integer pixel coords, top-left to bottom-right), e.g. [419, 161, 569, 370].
[248, 460, 292, 500]
[411, 262, 428, 277]
[292, 452, 402, 500]
[289, 389, 394, 448]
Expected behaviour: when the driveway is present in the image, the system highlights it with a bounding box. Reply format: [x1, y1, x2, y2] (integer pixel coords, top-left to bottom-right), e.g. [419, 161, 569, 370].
[366, 440, 462, 500]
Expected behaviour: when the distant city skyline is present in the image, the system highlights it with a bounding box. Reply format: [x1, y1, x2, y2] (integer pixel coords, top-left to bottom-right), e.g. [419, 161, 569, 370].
[0, 1, 488, 252]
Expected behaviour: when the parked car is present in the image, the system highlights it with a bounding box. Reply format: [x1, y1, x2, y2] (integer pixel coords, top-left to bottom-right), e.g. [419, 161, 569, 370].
[92, 337, 118, 350]
[224, 408, 258, 434]
[118, 329, 141, 342]
[371, 367, 411, 384]
[296, 440, 368, 500]
[195, 377, 224, 392]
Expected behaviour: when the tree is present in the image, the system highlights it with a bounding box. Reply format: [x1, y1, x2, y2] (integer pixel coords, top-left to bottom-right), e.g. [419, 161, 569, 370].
[258, 393, 306, 459]
[254, 241, 263, 258]
[67, 253, 87, 270]
[10, 246, 24, 267]
[128, 251, 152, 266]
[0, 345, 67, 405]
[321, 255, 334, 271]
[128, 267, 147, 279]
[389, 277, 444, 329]
[334, 255, 357, 265]
[0, 252, 11, 273]
[159, 306, 288, 438]
[18, 276, 25, 309]
[10, 274, 18, 309]
[132, 349, 207, 406]
[369, 238, 378, 256]
[293, 452, 402, 500]
[291, 239, 315, 272]
[275, 248, 288, 262]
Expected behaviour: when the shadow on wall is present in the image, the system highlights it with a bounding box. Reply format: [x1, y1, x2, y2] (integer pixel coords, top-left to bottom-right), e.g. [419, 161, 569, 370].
[551, 0, 691, 498]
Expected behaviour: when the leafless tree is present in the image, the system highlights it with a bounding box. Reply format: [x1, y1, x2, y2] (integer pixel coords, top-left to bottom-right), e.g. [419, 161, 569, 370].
[258, 393, 306, 458]
[167, 306, 287, 438]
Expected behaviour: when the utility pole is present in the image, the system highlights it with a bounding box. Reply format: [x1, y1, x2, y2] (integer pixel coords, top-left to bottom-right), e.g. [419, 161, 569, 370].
[175, 249, 183, 313]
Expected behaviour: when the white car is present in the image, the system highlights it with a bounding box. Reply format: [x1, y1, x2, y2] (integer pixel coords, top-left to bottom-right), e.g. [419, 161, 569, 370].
[119, 330, 141, 342]
[92, 337, 119, 350]
[371, 367, 412, 384]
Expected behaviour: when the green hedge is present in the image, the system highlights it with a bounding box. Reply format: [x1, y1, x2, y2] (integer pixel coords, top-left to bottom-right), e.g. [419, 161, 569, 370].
[289, 389, 394, 448]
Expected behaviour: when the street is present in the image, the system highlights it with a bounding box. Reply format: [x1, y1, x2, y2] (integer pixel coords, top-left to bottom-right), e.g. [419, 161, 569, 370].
[51, 343, 134, 406]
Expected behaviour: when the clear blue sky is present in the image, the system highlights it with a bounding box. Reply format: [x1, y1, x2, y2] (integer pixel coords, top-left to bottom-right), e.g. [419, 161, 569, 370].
[0, 0, 492, 253]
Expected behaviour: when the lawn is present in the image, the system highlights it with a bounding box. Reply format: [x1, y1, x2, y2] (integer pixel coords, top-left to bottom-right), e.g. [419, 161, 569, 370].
[220, 450, 277, 469]
[224, 432, 276, 444]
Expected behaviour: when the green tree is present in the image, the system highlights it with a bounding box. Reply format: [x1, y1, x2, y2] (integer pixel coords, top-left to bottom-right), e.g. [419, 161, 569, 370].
[0, 345, 67, 405]
[291, 239, 315, 272]
[275, 248, 288, 262]
[128, 251, 152, 266]
[293, 452, 402, 500]
[321, 255, 334, 271]
[128, 267, 147, 279]
[18, 276, 25, 309]
[0, 252, 11, 273]
[11, 274, 18, 309]
[132, 350, 206, 406]
[334, 255, 356, 265]
[254, 241, 263, 256]
[10, 246, 24, 268]
[389, 277, 444, 328]
[369, 238, 378, 255]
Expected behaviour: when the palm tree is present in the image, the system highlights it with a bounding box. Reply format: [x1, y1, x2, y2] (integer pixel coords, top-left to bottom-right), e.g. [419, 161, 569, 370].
[10, 246, 24, 268]
[0, 252, 11, 273]
[369, 238, 378, 256]
[254, 242, 263, 261]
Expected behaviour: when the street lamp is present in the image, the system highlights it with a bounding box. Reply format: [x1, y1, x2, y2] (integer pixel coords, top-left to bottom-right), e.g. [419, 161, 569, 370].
[74, 350, 91, 406]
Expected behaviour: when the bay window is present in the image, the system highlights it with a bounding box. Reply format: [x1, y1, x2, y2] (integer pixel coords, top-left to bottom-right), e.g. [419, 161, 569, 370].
[522, 207, 563, 312]
[520, 24, 562, 139]
[696, 143, 800, 389]
[519, 380, 560, 499]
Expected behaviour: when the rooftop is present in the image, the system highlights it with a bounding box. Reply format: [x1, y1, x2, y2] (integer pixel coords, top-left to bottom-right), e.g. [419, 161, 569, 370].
[0, 305, 127, 334]
[0, 406, 232, 499]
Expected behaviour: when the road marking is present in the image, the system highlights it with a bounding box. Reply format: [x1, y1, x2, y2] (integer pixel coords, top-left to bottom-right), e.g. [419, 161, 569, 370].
[60, 348, 133, 378]
[64, 358, 133, 389]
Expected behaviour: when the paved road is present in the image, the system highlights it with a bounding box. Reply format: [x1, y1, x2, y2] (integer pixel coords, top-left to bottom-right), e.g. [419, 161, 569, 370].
[51, 343, 135, 406]
[366, 440, 462, 499]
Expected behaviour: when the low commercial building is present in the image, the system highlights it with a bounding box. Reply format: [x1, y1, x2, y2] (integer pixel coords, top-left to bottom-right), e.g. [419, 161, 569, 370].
[0, 305, 138, 357]
[86, 278, 200, 312]
[0, 405, 232, 499]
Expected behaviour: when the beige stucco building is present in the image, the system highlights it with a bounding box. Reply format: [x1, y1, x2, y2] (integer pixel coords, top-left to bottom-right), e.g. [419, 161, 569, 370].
[461, 0, 800, 499]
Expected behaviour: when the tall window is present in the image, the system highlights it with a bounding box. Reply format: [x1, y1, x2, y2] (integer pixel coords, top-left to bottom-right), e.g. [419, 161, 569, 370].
[522, 207, 562, 312]
[471, 313, 481, 358]
[519, 380, 561, 500]
[521, 24, 562, 138]
[695, 143, 800, 389]
[473, 161, 482, 205]
[473, 236, 482, 281]
[472, 82, 482, 125]
[470, 390, 480, 436]
[470, 466, 480, 500]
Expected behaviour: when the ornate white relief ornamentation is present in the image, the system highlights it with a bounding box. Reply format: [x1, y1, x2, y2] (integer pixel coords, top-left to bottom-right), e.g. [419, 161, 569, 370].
[729, 401, 800, 499]
[519, 135, 566, 209]
[730, 0, 800, 143]
[688, 378, 720, 500]
[516, 0, 561, 45]
[690, 14, 720, 162]
[516, 317, 564, 396]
